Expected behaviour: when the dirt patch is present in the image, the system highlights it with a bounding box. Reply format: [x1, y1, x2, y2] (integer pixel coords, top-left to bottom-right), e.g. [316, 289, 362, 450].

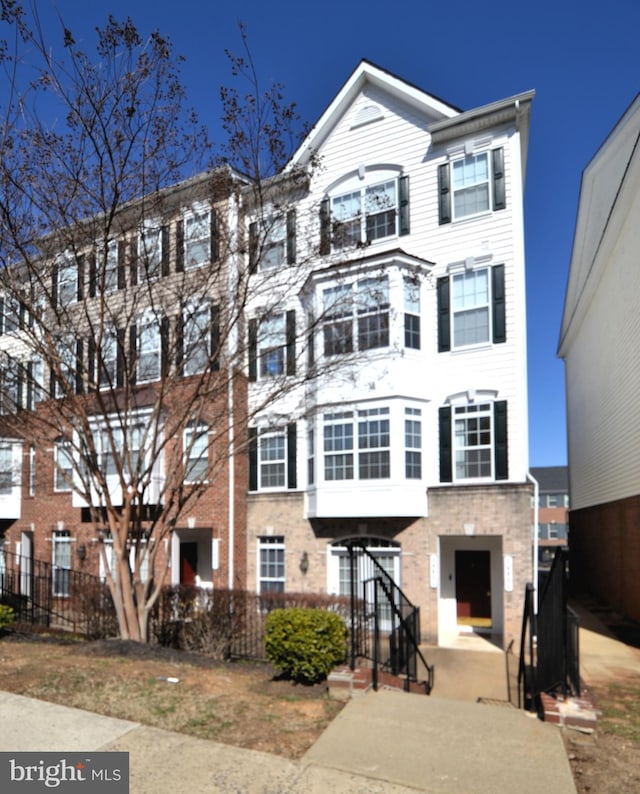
[0, 631, 343, 759]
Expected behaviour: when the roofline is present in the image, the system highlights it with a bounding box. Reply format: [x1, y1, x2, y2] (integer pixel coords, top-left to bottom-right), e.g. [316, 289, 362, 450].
[289, 60, 461, 169]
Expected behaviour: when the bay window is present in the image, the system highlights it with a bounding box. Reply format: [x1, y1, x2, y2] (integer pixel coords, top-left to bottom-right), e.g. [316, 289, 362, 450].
[322, 276, 389, 357]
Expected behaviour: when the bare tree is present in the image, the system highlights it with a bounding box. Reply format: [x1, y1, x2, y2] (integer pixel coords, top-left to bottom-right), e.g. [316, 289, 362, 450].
[0, 8, 368, 642]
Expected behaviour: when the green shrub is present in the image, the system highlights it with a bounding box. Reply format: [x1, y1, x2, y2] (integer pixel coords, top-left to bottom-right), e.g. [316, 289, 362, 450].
[265, 607, 347, 684]
[0, 604, 15, 631]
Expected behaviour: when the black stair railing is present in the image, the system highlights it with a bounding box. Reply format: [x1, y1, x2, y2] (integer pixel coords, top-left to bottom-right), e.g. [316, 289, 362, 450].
[517, 547, 580, 711]
[346, 541, 434, 693]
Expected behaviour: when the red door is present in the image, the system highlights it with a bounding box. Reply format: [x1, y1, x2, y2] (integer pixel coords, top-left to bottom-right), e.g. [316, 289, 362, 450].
[180, 542, 198, 586]
[455, 550, 492, 627]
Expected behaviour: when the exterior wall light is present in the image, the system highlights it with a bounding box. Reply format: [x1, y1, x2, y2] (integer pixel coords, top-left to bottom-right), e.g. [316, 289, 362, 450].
[299, 551, 309, 575]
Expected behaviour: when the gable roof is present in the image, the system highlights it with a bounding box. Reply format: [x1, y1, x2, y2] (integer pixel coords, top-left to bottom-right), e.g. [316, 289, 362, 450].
[289, 59, 460, 169]
[289, 59, 534, 179]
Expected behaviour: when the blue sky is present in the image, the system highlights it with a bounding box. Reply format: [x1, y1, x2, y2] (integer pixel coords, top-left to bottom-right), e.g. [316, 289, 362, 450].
[17, 1, 640, 465]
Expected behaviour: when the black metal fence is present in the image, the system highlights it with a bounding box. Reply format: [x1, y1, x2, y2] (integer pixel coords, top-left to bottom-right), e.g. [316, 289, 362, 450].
[517, 547, 580, 711]
[0, 549, 117, 637]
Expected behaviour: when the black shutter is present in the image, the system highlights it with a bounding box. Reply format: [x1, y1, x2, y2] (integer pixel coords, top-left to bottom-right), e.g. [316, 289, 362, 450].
[286, 209, 297, 265]
[76, 255, 85, 301]
[116, 328, 126, 388]
[26, 360, 33, 410]
[437, 277, 451, 352]
[161, 225, 170, 277]
[249, 222, 258, 274]
[399, 175, 410, 236]
[492, 265, 506, 344]
[175, 314, 184, 376]
[0, 297, 4, 335]
[75, 339, 84, 394]
[438, 163, 451, 225]
[88, 252, 97, 298]
[319, 197, 331, 255]
[51, 263, 58, 307]
[492, 148, 506, 211]
[87, 337, 96, 391]
[287, 423, 297, 489]
[439, 406, 453, 483]
[160, 316, 170, 378]
[494, 400, 508, 480]
[15, 362, 23, 410]
[175, 220, 184, 272]
[286, 309, 296, 376]
[248, 427, 258, 491]
[119, 241, 128, 289]
[210, 305, 220, 372]
[129, 325, 137, 385]
[211, 210, 220, 262]
[248, 318, 257, 382]
[307, 312, 315, 372]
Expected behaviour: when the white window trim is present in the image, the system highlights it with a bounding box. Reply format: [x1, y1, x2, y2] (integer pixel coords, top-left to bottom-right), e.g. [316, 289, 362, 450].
[138, 221, 162, 281]
[184, 204, 211, 270]
[330, 168, 401, 248]
[183, 423, 209, 484]
[257, 535, 285, 594]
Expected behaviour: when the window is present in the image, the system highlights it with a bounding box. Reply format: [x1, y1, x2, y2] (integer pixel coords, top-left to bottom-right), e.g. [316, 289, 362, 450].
[453, 403, 493, 480]
[439, 401, 508, 483]
[55, 257, 78, 306]
[323, 277, 389, 357]
[29, 445, 36, 496]
[324, 412, 354, 481]
[100, 537, 149, 584]
[54, 336, 76, 398]
[248, 311, 295, 382]
[323, 408, 390, 481]
[52, 530, 71, 596]
[307, 429, 315, 486]
[184, 424, 209, 483]
[330, 539, 400, 628]
[404, 278, 420, 349]
[184, 209, 210, 269]
[329, 176, 408, 249]
[452, 270, 490, 347]
[258, 536, 285, 593]
[99, 327, 119, 389]
[27, 358, 44, 410]
[137, 316, 162, 383]
[258, 216, 286, 270]
[138, 224, 162, 280]
[437, 265, 505, 351]
[259, 314, 286, 378]
[0, 443, 13, 495]
[0, 357, 22, 414]
[438, 148, 505, 224]
[249, 424, 297, 491]
[183, 303, 211, 376]
[100, 424, 144, 479]
[405, 408, 422, 479]
[54, 439, 74, 492]
[452, 153, 490, 218]
[1, 292, 21, 335]
[358, 408, 390, 479]
[97, 240, 119, 295]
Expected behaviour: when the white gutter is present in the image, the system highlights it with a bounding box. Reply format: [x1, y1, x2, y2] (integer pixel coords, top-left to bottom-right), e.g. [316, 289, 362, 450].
[527, 470, 540, 614]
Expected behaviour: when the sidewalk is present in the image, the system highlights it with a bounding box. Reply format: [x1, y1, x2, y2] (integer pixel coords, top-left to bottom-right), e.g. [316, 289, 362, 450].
[0, 686, 575, 794]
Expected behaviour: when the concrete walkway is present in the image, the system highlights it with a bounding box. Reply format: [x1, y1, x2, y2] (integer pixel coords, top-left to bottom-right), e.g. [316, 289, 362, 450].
[0, 618, 583, 794]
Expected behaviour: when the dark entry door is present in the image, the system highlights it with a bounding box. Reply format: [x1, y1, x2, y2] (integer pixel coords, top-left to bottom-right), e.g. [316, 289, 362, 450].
[455, 550, 492, 627]
[180, 542, 198, 586]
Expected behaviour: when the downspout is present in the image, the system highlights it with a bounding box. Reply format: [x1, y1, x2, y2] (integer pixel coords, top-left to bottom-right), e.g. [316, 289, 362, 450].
[527, 470, 539, 615]
[227, 366, 235, 589]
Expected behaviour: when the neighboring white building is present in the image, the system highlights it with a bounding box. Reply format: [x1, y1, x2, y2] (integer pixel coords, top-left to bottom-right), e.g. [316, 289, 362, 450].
[246, 61, 535, 647]
[559, 93, 640, 624]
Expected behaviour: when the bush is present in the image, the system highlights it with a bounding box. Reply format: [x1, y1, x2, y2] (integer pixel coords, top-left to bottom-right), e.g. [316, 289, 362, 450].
[0, 603, 15, 631]
[265, 607, 347, 684]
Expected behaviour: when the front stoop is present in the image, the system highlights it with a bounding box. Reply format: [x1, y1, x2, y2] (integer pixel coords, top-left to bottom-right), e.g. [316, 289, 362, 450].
[540, 692, 600, 733]
[328, 665, 429, 700]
